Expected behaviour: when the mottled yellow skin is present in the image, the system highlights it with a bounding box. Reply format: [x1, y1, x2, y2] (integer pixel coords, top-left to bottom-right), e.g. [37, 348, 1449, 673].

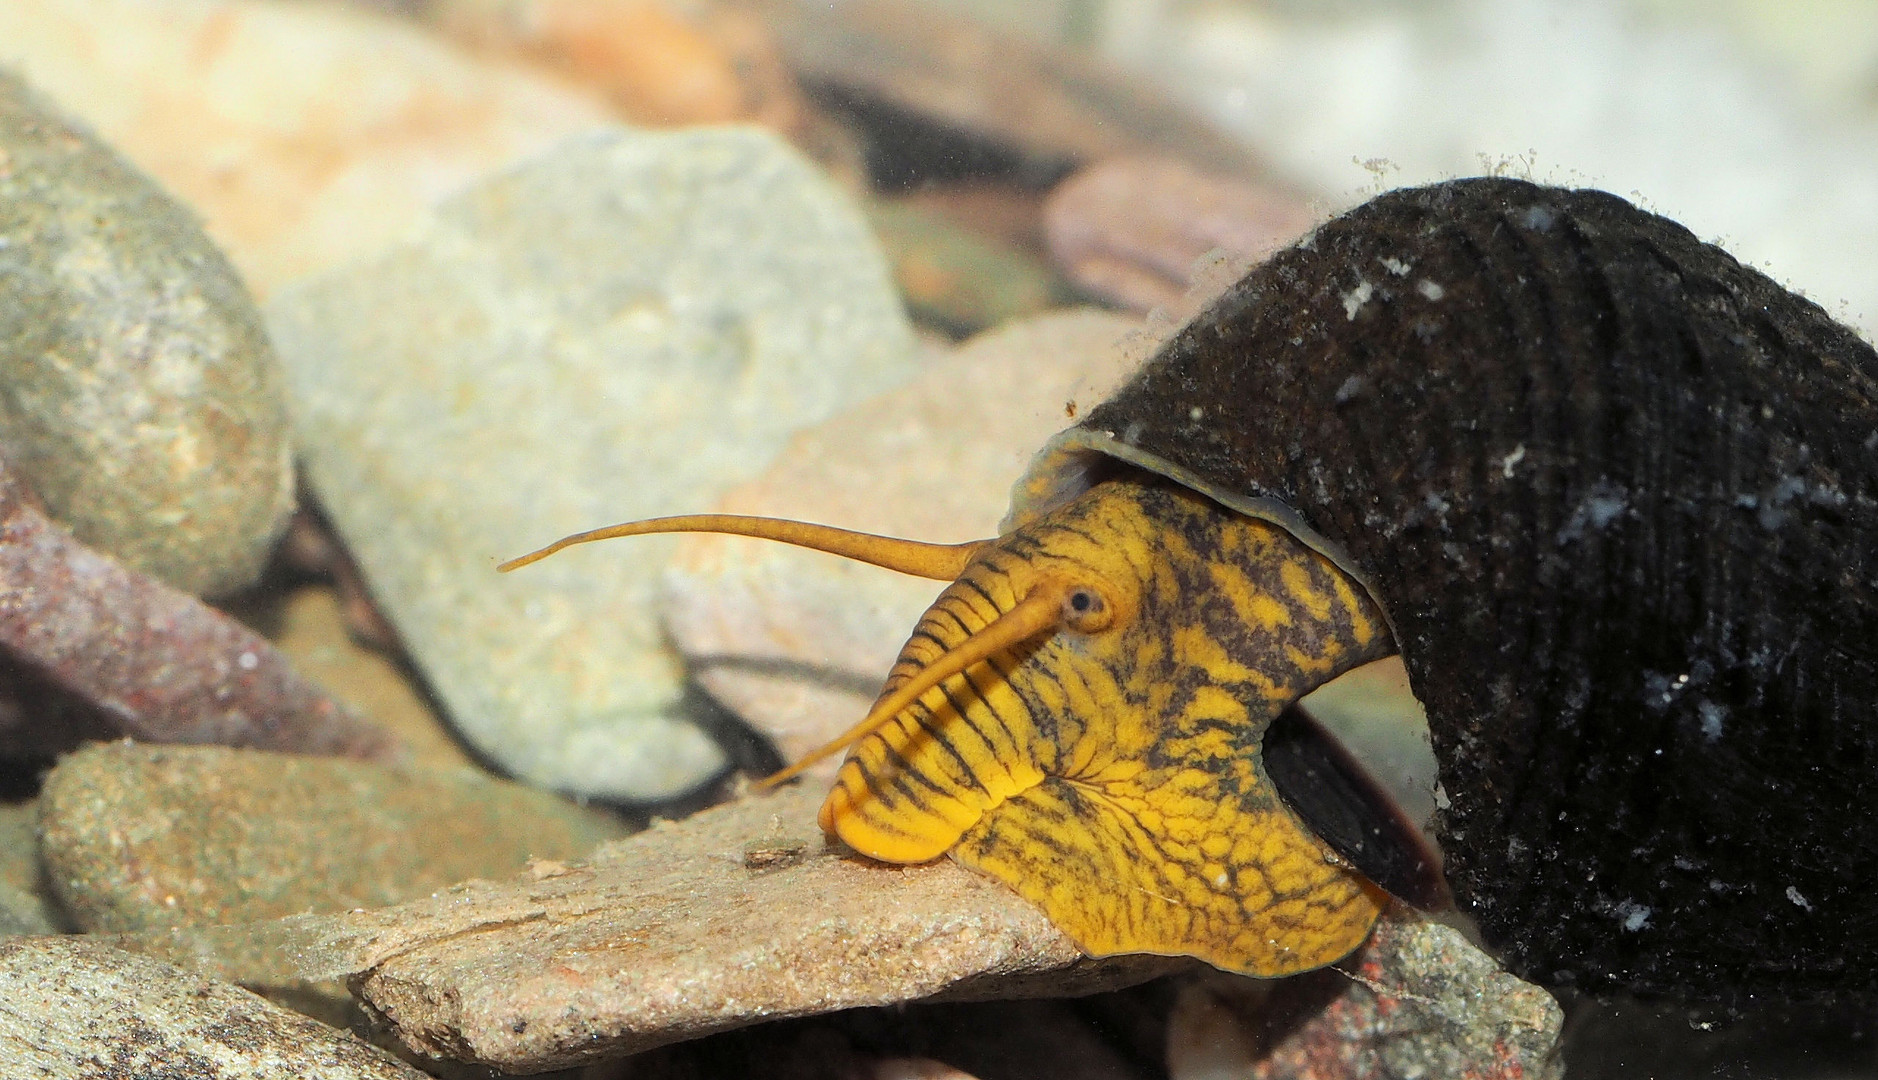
[821, 477, 1395, 976]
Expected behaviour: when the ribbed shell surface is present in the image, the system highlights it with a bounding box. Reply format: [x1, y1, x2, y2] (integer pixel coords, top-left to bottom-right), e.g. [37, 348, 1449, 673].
[1073, 178, 1878, 996]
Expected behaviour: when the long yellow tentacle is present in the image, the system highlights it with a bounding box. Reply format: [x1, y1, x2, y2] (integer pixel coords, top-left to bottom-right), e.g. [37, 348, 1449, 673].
[758, 579, 1071, 789]
[498, 514, 988, 580]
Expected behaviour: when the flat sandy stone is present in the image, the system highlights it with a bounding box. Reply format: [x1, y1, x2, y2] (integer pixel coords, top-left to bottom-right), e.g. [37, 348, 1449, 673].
[0, 936, 428, 1079]
[271, 127, 918, 801]
[662, 309, 1150, 774]
[352, 785, 1179, 1070]
[37, 741, 628, 932]
[0, 68, 292, 597]
[116, 785, 1180, 1073]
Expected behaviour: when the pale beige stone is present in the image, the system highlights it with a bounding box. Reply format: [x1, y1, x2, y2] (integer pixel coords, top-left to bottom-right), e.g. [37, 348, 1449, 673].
[271, 127, 919, 800]
[0, 0, 612, 296]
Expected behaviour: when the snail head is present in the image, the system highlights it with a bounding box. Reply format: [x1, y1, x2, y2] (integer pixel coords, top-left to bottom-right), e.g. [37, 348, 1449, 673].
[501, 473, 1399, 975]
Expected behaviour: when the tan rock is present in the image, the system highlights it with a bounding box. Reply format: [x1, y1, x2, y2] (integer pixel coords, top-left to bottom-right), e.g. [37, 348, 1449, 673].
[433, 0, 810, 134]
[0, 0, 612, 296]
[37, 741, 628, 933]
[0, 936, 428, 1079]
[662, 310, 1154, 775]
[117, 785, 1181, 1072]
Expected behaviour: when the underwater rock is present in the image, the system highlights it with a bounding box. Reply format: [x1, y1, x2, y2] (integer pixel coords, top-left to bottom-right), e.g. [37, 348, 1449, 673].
[267, 585, 474, 772]
[37, 741, 627, 932]
[432, 0, 810, 135]
[270, 127, 918, 801]
[336, 784, 1181, 1071]
[0, 936, 429, 1079]
[865, 198, 1062, 336]
[0, 0, 613, 297]
[0, 458, 398, 762]
[743, 0, 1259, 181]
[1044, 156, 1321, 315]
[1165, 911, 1564, 1080]
[0, 888, 49, 938]
[664, 310, 1146, 774]
[0, 68, 292, 598]
[0, 803, 61, 937]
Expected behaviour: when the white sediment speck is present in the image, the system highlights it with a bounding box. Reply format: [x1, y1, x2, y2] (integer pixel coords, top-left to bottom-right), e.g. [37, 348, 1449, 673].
[1379, 255, 1413, 276]
[1557, 480, 1629, 543]
[1500, 443, 1526, 477]
[1342, 279, 1375, 320]
[1613, 899, 1652, 931]
[1417, 279, 1446, 301]
[1699, 701, 1727, 742]
[1787, 886, 1813, 912]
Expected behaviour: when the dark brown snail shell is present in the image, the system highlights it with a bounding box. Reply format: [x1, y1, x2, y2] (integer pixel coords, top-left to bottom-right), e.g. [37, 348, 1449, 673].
[1015, 177, 1878, 997]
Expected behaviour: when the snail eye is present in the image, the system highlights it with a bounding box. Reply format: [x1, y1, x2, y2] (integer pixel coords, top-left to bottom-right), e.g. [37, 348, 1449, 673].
[1061, 586, 1112, 633]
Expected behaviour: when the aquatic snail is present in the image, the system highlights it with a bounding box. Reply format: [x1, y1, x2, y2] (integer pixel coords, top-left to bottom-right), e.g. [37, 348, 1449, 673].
[503, 178, 1878, 998]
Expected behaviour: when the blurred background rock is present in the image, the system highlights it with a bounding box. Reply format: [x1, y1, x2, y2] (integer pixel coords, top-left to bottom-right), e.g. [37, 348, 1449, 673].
[874, 0, 1878, 341]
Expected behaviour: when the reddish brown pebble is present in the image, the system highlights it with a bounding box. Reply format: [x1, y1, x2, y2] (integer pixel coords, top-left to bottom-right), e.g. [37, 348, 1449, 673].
[0, 460, 397, 761]
[1045, 156, 1320, 313]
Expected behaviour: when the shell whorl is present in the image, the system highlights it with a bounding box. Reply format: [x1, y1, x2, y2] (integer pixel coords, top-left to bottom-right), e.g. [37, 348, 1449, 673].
[1057, 178, 1878, 995]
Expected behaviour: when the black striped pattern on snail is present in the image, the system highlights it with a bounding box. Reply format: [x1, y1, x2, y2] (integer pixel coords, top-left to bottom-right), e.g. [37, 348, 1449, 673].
[505, 177, 1878, 998]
